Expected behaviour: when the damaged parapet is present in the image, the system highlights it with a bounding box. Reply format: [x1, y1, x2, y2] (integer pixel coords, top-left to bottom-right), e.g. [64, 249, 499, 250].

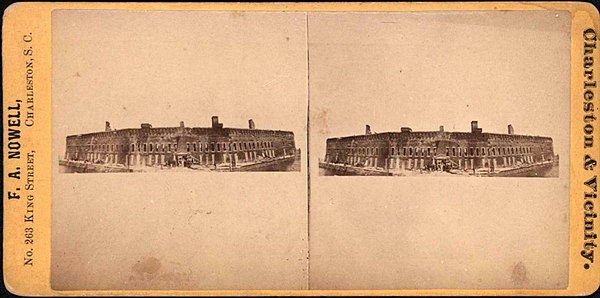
[365, 125, 372, 135]
[249, 119, 255, 129]
[211, 116, 223, 129]
[471, 121, 483, 133]
[64, 117, 297, 169]
[105, 121, 111, 132]
[322, 120, 556, 173]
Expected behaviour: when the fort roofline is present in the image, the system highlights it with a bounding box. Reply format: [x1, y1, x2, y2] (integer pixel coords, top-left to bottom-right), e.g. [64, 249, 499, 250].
[327, 121, 553, 142]
[63, 116, 297, 168]
[323, 120, 556, 173]
[68, 127, 294, 138]
[327, 130, 553, 142]
[67, 116, 294, 138]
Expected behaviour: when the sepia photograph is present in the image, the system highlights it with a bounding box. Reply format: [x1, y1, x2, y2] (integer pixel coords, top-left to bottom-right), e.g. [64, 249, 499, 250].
[51, 10, 309, 290]
[308, 11, 571, 289]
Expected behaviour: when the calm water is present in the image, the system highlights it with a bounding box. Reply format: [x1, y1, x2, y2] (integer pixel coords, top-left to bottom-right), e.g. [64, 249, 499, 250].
[319, 167, 361, 176]
[59, 164, 130, 173]
[59, 165, 87, 173]
[246, 157, 301, 172]
[498, 162, 559, 177]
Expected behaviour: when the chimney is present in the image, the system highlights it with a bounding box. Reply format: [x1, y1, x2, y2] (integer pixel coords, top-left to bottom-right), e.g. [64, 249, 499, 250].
[249, 119, 255, 129]
[141, 123, 152, 129]
[211, 116, 223, 129]
[508, 124, 514, 135]
[401, 127, 412, 133]
[105, 121, 111, 132]
[180, 121, 185, 128]
[439, 125, 444, 132]
[365, 125, 372, 135]
[471, 121, 482, 133]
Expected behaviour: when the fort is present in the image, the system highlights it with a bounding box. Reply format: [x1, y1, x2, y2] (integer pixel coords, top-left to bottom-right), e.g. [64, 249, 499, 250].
[61, 116, 297, 171]
[321, 121, 557, 176]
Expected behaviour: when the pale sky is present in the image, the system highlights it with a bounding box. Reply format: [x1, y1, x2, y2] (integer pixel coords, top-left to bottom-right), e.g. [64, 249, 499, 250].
[308, 11, 571, 164]
[52, 10, 308, 156]
[53, 10, 570, 162]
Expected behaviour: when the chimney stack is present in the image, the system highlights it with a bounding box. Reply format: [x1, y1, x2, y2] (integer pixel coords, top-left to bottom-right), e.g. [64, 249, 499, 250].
[365, 125, 372, 135]
[508, 124, 514, 135]
[249, 119, 255, 129]
[211, 116, 223, 129]
[105, 121, 111, 132]
[439, 125, 444, 132]
[180, 121, 185, 128]
[471, 121, 482, 133]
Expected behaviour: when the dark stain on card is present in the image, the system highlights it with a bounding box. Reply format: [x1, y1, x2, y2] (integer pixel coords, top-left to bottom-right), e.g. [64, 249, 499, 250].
[511, 261, 529, 286]
[128, 257, 192, 286]
[132, 256, 162, 276]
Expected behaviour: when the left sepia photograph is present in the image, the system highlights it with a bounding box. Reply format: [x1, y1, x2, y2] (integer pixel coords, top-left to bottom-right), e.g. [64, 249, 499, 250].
[51, 10, 308, 290]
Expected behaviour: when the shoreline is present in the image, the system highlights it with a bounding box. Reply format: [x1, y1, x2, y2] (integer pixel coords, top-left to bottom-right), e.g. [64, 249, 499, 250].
[59, 154, 299, 173]
[319, 160, 558, 177]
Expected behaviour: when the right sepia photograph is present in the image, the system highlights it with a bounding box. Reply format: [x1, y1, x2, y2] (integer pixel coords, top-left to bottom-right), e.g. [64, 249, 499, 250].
[308, 10, 570, 290]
